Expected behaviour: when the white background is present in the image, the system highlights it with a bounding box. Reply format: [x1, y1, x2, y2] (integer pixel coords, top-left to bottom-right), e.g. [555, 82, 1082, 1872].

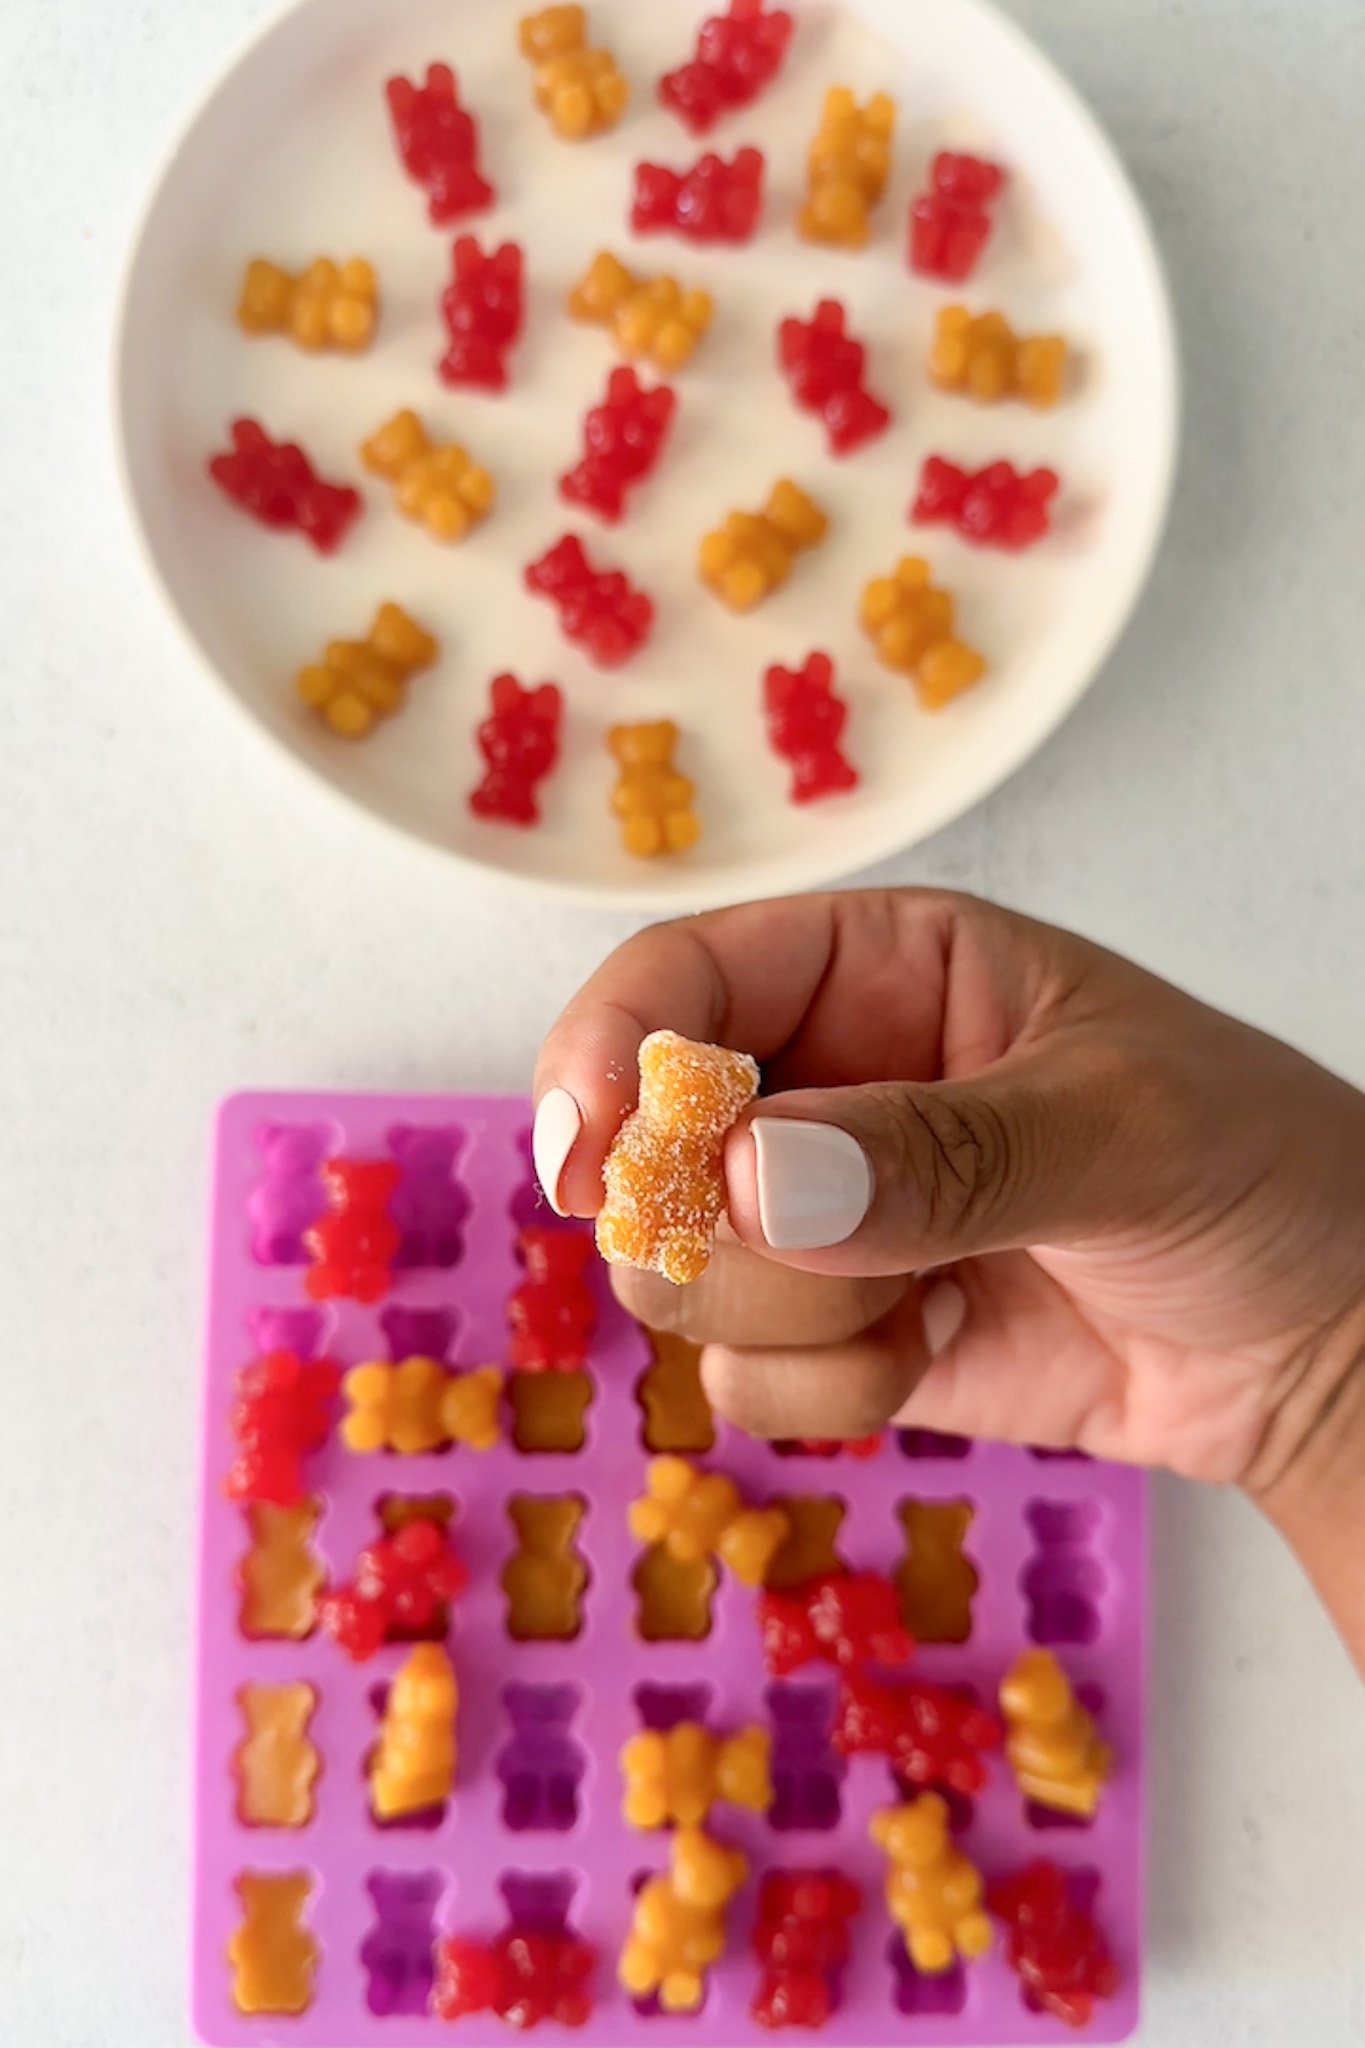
[1, 0, 1363, 2044]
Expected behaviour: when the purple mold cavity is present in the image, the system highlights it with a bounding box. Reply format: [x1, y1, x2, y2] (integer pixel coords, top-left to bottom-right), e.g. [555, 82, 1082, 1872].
[897, 1427, 973, 1460]
[1028, 1447, 1092, 1463]
[498, 1683, 586, 1832]
[245, 1306, 328, 1357]
[767, 1683, 845, 1832]
[498, 1870, 577, 1938]
[361, 1869, 443, 2016]
[1023, 1500, 1105, 1646]
[381, 1306, 461, 1362]
[634, 1683, 713, 1733]
[888, 1935, 967, 2017]
[248, 1122, 328, 1265]
[388, 1125, 470, 1269]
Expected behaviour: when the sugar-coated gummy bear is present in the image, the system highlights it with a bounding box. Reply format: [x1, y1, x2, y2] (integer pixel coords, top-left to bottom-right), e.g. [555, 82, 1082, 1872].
[909, 153, 1006, 283]
[777, 301, 891, 455]
[235, 1683, 319, 1828]
[859, 557, 987, 711]
[607, 721, 700, 859]
[1000, 1649, 1111, 1820]
[764, 653, 858, 803]
[519, 6, 629, 139]
[560, 366, 677, 523]
[225, 1349, 339, 1508]
[799, 88, 896, 248]
[599, 1035, 759, 1282]
[989, 1861, 1119, 2027]
[699, 479, 828, 613]
[508, 1225, 597, 1372]
[361, 410, 494, 542]
[341, 1358, 503, 1455]
[930, 307, 1068, 408]
[208, 419, 361, 554]
[526, 535, 656, 669]
[629, 1454, 789, 1585]
[750, 1869, 862, 2029]
[632, 147, 766, 243]
[569, 252, 714, 372]
[385, 63, 494, 225]
[303, 1158, 401, 1301]
[872, 1793, 993, 1975]
[659, 0, 794, 135]
[912, 455, 1059, 551]
[321, 1515, 468, 1662]
[622, 1722, 773, 1828]
[370, 1643, 459, 1820]
[229, 1871, 319, 2016]
[236, 256, 378, 352]
[619, 1826, 749, 2013]
[434, 1928, 598, 2027]
[836, 1673, 1002, 1796]
[438, 235, 525, 391]
[759, 1570, 914, 1677]
[469, 674, 564, 828]
[296, 603, 439, 740]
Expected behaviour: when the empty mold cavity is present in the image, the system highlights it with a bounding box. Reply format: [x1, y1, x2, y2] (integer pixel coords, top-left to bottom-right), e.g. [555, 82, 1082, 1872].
[228, 1870, 319, 2017]
[246, 1305, 329, 1357]
[387, 1123, 470, 1268]
[897, 1427, 972, 1460]
[238, 1499, 324, 1641]
[1022, 1500, 1105, 1646]
[235, 1682, 320, 1828]
[637, 1331, 716, 1454]
[510, 1372, 593, 1454]
[499, 1869, 578, 1936]
[381, 1305, 460, 1362]
[887, 1935, 967, 2019]
[503, 1495, 589, 1641]
[499, 1683, 586, 1831]
[248, 1124, 329, 1265]
[362, 1869, 443, 2016]
[767, 1683, 845, 1831]
[632, 1544, 716, 1643]
[896, 1499, 979, 1645]
[635, 1682, 713, 1732]
[1028, 1448, 1092, 1462]
[765, 1496, 847, 1592]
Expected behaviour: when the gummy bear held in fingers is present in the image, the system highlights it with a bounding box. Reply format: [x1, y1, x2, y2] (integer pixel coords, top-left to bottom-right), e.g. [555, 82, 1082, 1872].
[526, 536, 656, 669]
[632, 147, 766, 242]
[386, 63, 495, 225]
[208, 419, 361, 554]
[659, 0, 794, 135]
[469, 675, 563, 827]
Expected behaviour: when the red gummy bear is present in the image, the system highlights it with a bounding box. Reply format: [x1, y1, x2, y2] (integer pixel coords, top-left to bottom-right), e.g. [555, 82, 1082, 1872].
[834, 1673, 1002, 1797]
[751, 1870, 861, 2030]
[321, 1516, 469, 1661]
[760, 1571, 914, 1678]
[763, 653, 859, 804]
[908, 152, 1006, 282]
[660, 0, 795, 135]
[438, 236, 525, 391]
[989, 1862, 1120, 2028]
[777, 301, 891, 455]
[508, 1226, 597, 1373]
[469, 674, 563, 827]
[433, 1931, 596, 2028]
[790, 1436, 882, 1459]
[225, 1348, 340, 1507]
[303, 1159, 401, 1304]
[912, 456, 1059, 551]
[559, 367, 677, 524]
[208, 418, 361, 554]
[385, 63, 495, 226]
[526, 536, 656, 669]
[631, 147, 766, 243]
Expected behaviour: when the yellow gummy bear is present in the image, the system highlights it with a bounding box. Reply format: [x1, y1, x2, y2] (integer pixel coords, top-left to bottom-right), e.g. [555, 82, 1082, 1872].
[629, 1457, 789, 1585]
[699, 480, 829, 613]
[569, 252, 714, 372]
[1000, 1648, 1111, 1818]
[518, 6, 629, 138]
[237, 256, 378, 352]
[619, 1827, 748, 2013]
[342, 1359, 502, 1455]
[872, 1793, 992, 1975]
[361, 409, 495, 544]
[622, 1723, 773, 1829]
[370, 1644, 458, 1820]
[859, 558, 987, 711]
[296, 603, 439, 740]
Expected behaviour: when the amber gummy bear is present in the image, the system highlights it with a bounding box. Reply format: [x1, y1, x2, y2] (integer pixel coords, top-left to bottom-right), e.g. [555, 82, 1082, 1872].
[238, 1499, 324, 1640]
[630, 1456, 789, 1587]
[360, 410, 495, 543]
[235, 1683, 320, 1827]
[638, 1330, 715, 1453]
[632, 1542, 716, 1642]
[510, 1371, 593, 1453]
[872, 1793, 992, 1974]
[896, 1500, 978, 1644]
[1000, 1648, 1111, 1818]
[569, 252, 714, 372]
[699, 480, 829, 612]
[296, 603, 439, 739]
[237, 256, 378, 351]
[860, 558, 987, 711]
[607, 723, 701, 861]
[764, 1496, 847, 1592]
[619, 1826, 749, 2012]
[929, 306, 1067, 408]
[371, 1643, 459, 1820]
[228, 1871, 319, 2015]
[503, 1495, 589, 1640]
[622, 1722, 772, 1828]
[799, 88, 896, 248]
[342, 1359, 502, 1455]
[519, 5, 629, 138]
[597, 1031, 759, 1283]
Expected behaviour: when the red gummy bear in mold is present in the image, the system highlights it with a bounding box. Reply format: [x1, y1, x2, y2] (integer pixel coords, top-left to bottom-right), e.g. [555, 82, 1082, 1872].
[433, 1930, 597, 2027]
[469, 675, 564, 828]
[911, 455, 1059, 551]
[207, 418, 361, 554]
[631, 147, 766, 243]
[751, 1869, 861, 2030]
[526, 536, 656, 670]
[659, 0, 795, 135]
[438, 236, 524, 391]
[989, 1861, 1120, 2028]
[559, 367, 678, 525]
[225, 1348, 340, 1507]
[508, 1226, 597, 1374]
[320, 1516, 469, 1661]
[833, 1674, 1002, 1797]
[303, 1158, 401, 1304]
[763, 653, 859, 804]
[760, 1572, 914, 1678]
[385, 63, 495, 226]
[776, 301, 891, 455]
[908, 152, 1006, 282]
[786, 1435, 883, 1460]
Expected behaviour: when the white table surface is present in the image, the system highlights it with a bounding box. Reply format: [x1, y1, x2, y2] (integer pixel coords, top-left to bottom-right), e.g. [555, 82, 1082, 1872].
[1, 0, 1362, 2042]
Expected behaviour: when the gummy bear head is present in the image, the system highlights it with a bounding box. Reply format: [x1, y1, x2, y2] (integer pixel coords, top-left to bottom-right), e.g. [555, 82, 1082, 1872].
[1000, 1649, 1072, 1729]
[874, 1793, 951, 1870]
[609, 719, 678, 772]
[671, 1827, 748, 1910]
[637, 1030, 760, 1134]
[257, 1122, 330, 1178]
[387, 1124, 465, 1180]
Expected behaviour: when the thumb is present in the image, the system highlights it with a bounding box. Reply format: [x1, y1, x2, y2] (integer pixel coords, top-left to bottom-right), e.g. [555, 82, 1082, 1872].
[723, 1052, 1133, 1275]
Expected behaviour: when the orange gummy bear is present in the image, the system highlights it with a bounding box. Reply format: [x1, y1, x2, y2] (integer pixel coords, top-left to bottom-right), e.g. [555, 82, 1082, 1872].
[342, 1358, 502, 1455]
[872, 1793, 993, 1975]
[235, 1682, 319, 1828]
[296, 603, 439, 740]
[569, 252, 714, 372]
[633, 1542, 716, 1642]
[370, 1643, 458, 1820]
[897, 1499, 978, 1644]
[503, 1494, 589, 1640]
[519, 6, 629, 139]
[510, 1371, 593, 1453]
[228, 1871, 319, 2015]
[929, 307, 1068, 409]
[638, 1330, 715, 1453]
[622, 1722, 772, 1828]
[799, 88, 896, 248]
[860, 558, 987, 711]
[699, 479, 829, 613]
[238, 1499, 324, 1641]
[237, 256, 378, 352]
[629, 1456, 789, 1587]
[619, 1827, 749, 2012]
[598, 1032, 759, 1281]
[360, 410, 495, 543]
[606, 724, 702, 862]
[1000, 1648, 1111, 1819]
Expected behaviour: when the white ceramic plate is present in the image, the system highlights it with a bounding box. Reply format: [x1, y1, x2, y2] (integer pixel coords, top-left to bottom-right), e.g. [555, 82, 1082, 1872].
[115, 0, 1177, 912]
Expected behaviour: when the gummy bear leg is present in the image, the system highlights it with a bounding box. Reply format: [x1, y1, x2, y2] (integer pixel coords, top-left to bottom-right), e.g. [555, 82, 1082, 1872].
[660, 1969, 704, 2013]
[664, 813, 702, 855]
[907, 1927, 954, 1975]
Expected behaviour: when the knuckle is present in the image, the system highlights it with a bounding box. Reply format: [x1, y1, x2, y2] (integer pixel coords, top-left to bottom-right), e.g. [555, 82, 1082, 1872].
[878, 1085, 1014, 1245]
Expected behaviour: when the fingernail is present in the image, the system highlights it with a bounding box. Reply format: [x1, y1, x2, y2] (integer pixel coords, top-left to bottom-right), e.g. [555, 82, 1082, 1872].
[751, 1118, 873, 1251]
[532, 1088, 581, 1216]
[922, 1281, 966, 1358]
